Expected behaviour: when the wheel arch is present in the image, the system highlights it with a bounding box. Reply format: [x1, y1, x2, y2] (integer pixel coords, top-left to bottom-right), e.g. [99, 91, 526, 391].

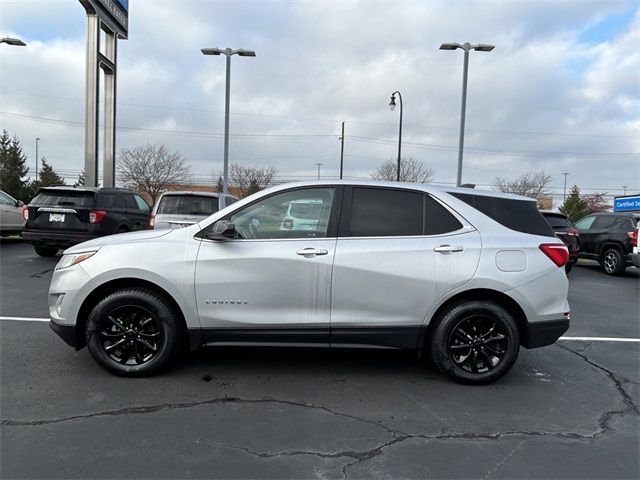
[598, 241, 624, 258]
[418, 288, 529, 351]
[74, 278, 195, 350]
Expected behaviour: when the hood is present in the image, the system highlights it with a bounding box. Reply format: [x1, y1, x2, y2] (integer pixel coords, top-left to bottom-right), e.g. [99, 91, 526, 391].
[63, 228, 175, 254]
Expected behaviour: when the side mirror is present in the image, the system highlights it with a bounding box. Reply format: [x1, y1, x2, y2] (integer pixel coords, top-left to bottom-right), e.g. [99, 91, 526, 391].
[205, 220, 237, 240]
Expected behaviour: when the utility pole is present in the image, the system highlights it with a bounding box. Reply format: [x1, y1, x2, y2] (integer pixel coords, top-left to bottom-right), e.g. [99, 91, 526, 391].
[35, 138, 40, 182]
[623, 186, 628, 195]
[316, 163, 323, 180]
[562, 172, 569, 201]
[339, 122, 345, 179]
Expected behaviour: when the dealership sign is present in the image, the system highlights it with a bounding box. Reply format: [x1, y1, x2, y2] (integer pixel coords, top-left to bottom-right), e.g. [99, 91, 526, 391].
[79, 0, 128, 38]
[613, 195, 640, 212]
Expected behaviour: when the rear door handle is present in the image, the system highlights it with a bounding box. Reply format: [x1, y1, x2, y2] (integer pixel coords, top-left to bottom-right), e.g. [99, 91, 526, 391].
[296, 248, 329, 257]
[433, 245, 464, 254]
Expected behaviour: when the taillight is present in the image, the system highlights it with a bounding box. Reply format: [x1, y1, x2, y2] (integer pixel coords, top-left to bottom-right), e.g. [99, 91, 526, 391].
[628, 230, 638, 248]
[567, 227, 579, 237]
[150, 214, 155, 228]
[22, 207, 29, 221]
[539, 243, 569, 267]
[89, 210, 107, 224]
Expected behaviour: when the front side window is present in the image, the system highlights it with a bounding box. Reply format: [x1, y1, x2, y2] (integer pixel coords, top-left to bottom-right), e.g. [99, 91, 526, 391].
[228, 188, 335, 239]
[574, 215, 596, 230]
[134, 195, 151, 212]
[348, 188, 423, 237]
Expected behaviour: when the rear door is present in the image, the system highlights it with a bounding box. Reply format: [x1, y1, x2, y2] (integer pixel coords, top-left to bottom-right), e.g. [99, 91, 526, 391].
[27, 189, 95, 233]
[330, 187, 481, 348]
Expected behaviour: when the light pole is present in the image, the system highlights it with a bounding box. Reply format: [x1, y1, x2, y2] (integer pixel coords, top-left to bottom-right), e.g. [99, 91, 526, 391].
[440, 42, 494, 187]
[389, 91, 403, 181]
[201, 47, 256, 195]
[316, 163, 323, 180]
[35, 138, 41, 182]
[623, 186, 628, 195]
[563, 172, 569, 201]
[0, 37, 26, 46]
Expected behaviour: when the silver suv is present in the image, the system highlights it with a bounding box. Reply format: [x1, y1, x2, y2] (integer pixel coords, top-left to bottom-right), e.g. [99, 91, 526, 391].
[151, 191, 238, 229]
[48, 181, 570, 384]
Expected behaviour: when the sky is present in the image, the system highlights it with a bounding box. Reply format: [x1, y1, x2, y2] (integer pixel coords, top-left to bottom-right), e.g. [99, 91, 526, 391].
[1, 0, 638, 206]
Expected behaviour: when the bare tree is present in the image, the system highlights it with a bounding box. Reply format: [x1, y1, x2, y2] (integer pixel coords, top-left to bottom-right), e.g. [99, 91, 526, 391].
[494, 171, 552, 199]
[583, 192, 610, 214]
[371, 157, 435, 183]
[117, 144, 190, 205]
[216, 163, 277, 198]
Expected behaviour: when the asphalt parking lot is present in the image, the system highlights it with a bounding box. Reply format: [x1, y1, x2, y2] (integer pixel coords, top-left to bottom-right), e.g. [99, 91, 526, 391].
[1, 238, 638, 479]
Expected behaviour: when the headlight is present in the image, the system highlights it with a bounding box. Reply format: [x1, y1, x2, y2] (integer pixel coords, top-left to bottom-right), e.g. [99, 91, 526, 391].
[55, 250, 98, 270]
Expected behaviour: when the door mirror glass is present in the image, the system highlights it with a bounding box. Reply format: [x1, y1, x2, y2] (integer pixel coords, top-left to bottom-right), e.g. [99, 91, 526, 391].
[206, 221, 237, 240]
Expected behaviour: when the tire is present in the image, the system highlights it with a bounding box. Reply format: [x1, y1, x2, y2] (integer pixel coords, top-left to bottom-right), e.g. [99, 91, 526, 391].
[429, 301, 520, 385]
[600, 248, 625, 276]
[565, 261, 573, 274]
[34, 246, 58, 257]
[86, 288, 182, 376]
[116, 226, 129, 233]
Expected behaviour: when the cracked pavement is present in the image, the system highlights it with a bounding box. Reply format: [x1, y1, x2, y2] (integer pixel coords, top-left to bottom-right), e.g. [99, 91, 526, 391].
[1, 241, 638, 479]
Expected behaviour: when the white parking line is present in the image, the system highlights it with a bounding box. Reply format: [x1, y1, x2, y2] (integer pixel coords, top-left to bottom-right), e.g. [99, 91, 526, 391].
[0, 317, 639, 343]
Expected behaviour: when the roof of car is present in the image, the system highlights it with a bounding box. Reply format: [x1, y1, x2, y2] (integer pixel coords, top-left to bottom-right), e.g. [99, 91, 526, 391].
[39, 186, 133, 193]
[159, 191, 224, 198]
[267, 180, 536, 202]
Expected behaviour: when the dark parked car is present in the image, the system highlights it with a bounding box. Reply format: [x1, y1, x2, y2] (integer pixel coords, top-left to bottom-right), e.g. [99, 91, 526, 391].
[541, 211, 580, 273]
[22, 186, 151, 257]
[574, 212, 639, 275]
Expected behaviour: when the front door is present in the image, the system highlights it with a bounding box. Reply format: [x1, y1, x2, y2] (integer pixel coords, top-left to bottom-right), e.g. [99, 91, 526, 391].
[194, 186, 340, 345]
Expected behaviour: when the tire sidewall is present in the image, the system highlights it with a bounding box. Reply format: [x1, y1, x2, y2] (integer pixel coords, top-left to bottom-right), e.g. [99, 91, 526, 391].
[86, 289, 179, 376]
[430, 301, 520, 385]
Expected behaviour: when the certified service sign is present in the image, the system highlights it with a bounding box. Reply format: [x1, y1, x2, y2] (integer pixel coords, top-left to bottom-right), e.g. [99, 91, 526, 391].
[614, 195, 640, 212]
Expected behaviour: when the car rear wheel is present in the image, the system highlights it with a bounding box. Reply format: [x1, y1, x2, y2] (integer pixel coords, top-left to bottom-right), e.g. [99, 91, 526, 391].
[430, 301, 520, 384]
[601, 248, 625, 275]
[86, 288, 181, 376]
[34, 246, 58, 257]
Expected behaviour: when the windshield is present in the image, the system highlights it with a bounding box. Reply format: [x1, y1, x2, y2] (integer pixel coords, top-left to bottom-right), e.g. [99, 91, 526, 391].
[157, 195, 219, 216]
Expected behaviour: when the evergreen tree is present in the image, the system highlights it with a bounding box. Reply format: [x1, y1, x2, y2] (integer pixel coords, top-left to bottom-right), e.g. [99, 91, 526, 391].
[559, 185, 589, 222]
[215, 175, 224, 193]
[75, 169, 86, 187]
[37, 158, 66, 187]
[0, 130, 30, 200]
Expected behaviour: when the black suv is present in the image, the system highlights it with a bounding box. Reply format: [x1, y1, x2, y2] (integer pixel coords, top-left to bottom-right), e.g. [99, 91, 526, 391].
[22, 186, 152, 257]
[575, 212, 639, 275]
[541, 211, 580, 273]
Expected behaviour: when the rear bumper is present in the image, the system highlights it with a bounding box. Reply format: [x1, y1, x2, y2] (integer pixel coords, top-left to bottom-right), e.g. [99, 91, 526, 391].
[49, 319, 76, 348]
[523, 317, 570, 349]
[23, 229, 99, 248]
[631, 252, 640, 268]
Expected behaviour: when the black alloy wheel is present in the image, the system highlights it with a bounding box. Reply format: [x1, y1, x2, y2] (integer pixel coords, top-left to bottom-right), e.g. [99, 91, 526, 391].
[448, 315, 508, 374]
[430, 300, 519, 384]
[97, 305, 163, 366]
[86, 288, 181, 376]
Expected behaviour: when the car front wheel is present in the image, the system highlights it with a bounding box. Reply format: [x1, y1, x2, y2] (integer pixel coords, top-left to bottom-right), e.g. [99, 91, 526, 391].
[430, 301, 520, 384]
[86, 288, 181, 376]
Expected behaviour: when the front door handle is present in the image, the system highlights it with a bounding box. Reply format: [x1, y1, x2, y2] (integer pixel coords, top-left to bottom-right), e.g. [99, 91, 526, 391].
[296, 248, 329, 258]
[433, 245, 464, 254]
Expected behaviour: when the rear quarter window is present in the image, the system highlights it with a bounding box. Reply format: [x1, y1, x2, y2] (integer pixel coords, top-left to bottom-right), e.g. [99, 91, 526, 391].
[450, 192, 555, 237]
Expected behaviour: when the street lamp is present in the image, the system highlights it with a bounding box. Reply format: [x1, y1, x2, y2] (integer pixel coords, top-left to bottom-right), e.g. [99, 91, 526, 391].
[201, 47, 256, 195]
[440, 42, 494, 187]
[316, 163, 323, 180]
[35, 138, 40, 182]
[389, 91, 403, 182]
[0, 37, 26, 46]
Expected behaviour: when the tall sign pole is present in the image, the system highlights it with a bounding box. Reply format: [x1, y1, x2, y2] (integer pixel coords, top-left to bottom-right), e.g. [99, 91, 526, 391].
[79, 0, 128, 187]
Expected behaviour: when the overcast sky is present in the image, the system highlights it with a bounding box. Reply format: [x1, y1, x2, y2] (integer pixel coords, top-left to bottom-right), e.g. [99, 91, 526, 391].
[1, 0, 638, 203]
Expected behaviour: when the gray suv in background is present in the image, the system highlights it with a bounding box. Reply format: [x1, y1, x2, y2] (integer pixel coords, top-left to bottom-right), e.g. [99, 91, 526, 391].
[48, 181, 570, 384]
[151, 191, 238, 229]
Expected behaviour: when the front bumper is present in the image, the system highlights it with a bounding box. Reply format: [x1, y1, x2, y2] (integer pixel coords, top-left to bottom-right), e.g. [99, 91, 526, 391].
[50, 319, 76, 347]
[523, 317, 570, 349]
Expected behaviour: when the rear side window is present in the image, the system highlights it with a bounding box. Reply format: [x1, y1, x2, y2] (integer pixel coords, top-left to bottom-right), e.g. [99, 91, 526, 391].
[31, 190, 94, 207]
[543, 214, 572, 229]
[96, 192, 124, 208]
[450, 192, 555, 237]
[122, 194, 138, 209]
[157, 195, 218, 216]
[224, 197, 238, 208]
[425, 196, 463, 234]
[348, 188, 423, 237]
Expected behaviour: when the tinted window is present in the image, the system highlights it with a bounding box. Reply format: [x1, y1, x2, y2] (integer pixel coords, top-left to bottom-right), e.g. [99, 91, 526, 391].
[425, 196, 463, 234]
[96, 192, 124, 208]
[122, 194, 137, 209]
[157, 195, 215, 215]
[32, 190, 94, 207]
[229, 188, 334, 239]
[575, 216, 596, 230]
[543, 213, 572, 229]
[592, 216, 618, 230]
[349, 188, 423, 237]
[450, 192, 555, 237]
[134, 195, 151, 212]
[224, 196, 238, 208]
